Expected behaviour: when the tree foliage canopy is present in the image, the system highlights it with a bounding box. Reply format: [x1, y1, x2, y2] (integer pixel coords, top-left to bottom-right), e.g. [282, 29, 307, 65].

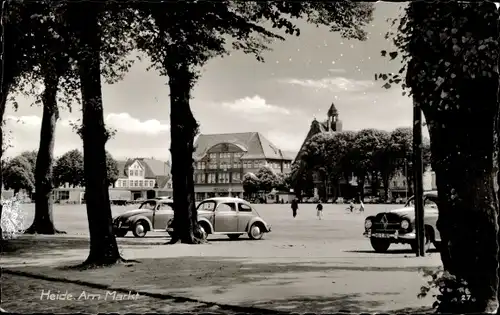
[297, 128, 432, 196]
[3, 155, 35, 193]
[53, 149, 119, 188]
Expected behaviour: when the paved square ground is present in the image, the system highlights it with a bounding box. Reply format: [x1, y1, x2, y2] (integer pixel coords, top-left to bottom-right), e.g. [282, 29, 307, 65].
[1, 202, 441, 313]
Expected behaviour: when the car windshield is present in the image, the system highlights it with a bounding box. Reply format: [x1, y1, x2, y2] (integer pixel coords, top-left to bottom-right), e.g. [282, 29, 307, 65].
[197, 201, 216, 211]
[139, 201, 156, 210]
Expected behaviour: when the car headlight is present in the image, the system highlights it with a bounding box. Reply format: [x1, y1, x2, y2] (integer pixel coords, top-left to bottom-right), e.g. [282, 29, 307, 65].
[364, 219, 372, 229]
[401, 219, 410, 230]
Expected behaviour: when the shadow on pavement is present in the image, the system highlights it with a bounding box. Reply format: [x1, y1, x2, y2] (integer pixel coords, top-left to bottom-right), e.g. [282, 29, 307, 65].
[345, 248, 439, 254]
[243, 294, 385, 313]
[1, 235, 167, 259]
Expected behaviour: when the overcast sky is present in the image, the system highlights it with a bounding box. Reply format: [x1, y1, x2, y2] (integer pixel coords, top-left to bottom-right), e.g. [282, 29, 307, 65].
[6, 2, 425, 161]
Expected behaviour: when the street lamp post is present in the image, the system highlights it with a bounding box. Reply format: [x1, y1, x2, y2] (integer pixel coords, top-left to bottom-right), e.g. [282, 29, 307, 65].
[413, 99, 425, 257]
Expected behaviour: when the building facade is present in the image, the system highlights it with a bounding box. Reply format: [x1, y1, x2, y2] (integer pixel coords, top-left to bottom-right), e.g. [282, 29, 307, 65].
[52, 158, 172, 204]
[114, 158, 172, 200]
[192, 132, 293, 201]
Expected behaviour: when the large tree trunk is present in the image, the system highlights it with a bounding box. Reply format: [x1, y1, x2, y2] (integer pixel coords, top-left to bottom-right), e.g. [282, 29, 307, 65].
[166, 56, 205, 244]
[0, 85, 7, 240]
[408, 3, 499, 312]
[75, 6, 121, 265]
[25, 73, 65, 235]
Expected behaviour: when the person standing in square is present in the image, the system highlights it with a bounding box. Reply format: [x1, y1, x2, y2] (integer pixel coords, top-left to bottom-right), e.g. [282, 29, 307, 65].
[316, 202, 323, 220]
[291, 198, 299, 218]
[359, 200, 365, 212]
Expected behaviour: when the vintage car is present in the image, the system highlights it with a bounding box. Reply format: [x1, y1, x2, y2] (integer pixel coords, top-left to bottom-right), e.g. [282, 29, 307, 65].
[363, 190, 441, 253]
[167, 197, 272, 240]
[112, 199, 174, 238]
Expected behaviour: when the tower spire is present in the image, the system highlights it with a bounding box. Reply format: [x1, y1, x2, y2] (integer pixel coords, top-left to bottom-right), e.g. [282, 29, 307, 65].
[327, 102, 338, 118]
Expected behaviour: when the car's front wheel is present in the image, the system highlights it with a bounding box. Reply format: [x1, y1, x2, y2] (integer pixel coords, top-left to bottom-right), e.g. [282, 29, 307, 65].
[132, 221, 148, 238]
[370, 238, 391, 253]
[248, 223, 264, 240]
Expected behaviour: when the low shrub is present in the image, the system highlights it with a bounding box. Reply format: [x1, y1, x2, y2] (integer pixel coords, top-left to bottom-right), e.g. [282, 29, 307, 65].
[419, 267, 476, 313]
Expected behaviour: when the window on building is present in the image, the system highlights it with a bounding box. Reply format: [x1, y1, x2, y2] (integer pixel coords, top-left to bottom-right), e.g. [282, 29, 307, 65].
[253, 161, 259, 168]
[232, 172, 240, 182]
[133, 170, 137, 176]
[129, 170, 133, 177]
[134, 180, 139, 187]
[211, 173, 216, 183]
[393, 181, 397, 187]
[144, 180, 149, 187]
[59, 190, 70, 200]
[148, 180, 153, 187]
[138, 180, 143, 187]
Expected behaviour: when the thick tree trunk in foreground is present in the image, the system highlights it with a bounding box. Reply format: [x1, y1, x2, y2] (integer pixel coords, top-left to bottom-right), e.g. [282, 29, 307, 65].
[75, 6, 121, 265]
[166, 57, 205, 245]
[408, 4, 499, 312]
[25, 73, 65, 235]
[0, 87, 7, 240]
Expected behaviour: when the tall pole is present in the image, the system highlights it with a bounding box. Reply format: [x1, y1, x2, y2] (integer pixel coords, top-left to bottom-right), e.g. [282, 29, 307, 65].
[405, 159, 408, 200]
[413, 99, 425, 257]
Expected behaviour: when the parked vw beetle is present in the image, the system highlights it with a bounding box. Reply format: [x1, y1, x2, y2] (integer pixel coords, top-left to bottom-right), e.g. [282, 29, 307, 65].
[113, 199, 174, 238]
[167, 197, 272, 240]
[363, 191, 441, 253]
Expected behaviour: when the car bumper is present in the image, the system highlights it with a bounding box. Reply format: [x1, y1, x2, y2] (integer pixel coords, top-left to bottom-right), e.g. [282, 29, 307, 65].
[363, 231, 415, 241]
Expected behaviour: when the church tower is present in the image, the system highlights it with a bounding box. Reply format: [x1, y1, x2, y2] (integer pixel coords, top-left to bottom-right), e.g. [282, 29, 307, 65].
[327, 102, 342, 132]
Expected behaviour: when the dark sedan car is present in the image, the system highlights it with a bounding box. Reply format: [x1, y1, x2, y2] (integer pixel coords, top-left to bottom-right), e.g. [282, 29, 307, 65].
[363, 191, 441, 253]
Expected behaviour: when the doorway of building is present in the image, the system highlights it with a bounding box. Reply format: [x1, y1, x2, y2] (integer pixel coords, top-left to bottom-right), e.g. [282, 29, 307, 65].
[132, 191, 142, 200]
[146, 190, 156, 199]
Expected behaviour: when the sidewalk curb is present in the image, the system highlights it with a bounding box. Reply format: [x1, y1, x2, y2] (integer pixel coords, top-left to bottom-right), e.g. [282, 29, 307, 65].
[3, 268, 290, 314]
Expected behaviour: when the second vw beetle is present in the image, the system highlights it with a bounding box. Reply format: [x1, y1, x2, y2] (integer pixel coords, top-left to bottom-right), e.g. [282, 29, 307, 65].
[167, 197, 272, 240]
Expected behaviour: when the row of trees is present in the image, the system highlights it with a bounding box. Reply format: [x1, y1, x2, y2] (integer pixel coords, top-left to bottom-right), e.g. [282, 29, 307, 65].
[1, 1, 374, 266]
[294, 127, 431, 201]
[2, 149, 120, 194]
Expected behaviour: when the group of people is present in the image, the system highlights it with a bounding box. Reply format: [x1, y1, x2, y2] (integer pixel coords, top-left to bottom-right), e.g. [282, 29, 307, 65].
[289, 198, 365, 220]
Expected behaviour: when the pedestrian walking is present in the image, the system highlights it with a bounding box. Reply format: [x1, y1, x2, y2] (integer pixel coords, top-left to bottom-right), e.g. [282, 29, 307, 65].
[359, 200, 365, 212]
[347, 200, 355, 213]
[316, 202, 323, 220]
[291, 198, 298, 218]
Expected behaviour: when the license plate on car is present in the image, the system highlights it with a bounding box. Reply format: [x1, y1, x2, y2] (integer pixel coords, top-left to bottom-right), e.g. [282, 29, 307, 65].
[372, 233, 393, 238]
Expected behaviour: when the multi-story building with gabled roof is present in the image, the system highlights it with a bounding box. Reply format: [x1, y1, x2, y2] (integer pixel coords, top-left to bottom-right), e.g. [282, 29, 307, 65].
[192, 132, 293, 201]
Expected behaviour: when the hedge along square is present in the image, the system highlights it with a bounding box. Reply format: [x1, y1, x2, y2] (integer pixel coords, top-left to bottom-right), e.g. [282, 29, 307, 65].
[1, 196, 26, 239]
